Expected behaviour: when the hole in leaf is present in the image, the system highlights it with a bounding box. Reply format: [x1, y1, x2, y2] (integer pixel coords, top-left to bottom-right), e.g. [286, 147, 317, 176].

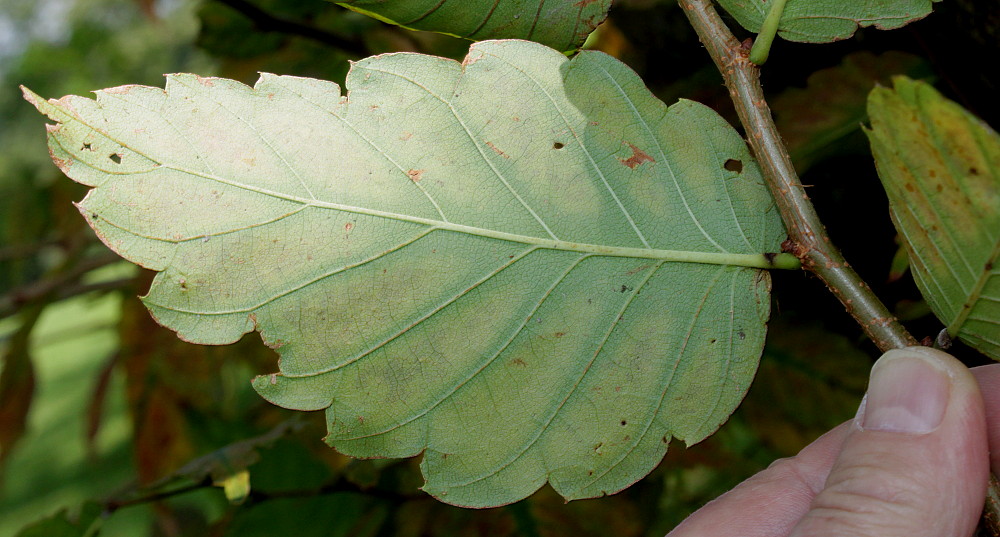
[553, 142, 565, 149]
[81, 142, 92, 151]
[620, 420, 627, 426]
[109, 153, 122, 164]
[724, 158, 742, 173]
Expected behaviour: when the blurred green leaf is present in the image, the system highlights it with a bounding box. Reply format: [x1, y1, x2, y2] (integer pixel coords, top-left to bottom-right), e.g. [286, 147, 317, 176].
[717, 0, 940, 43]
[222, 494, 387, 537]
[867, 77, 1000, 359]
[14, 501, 102, 537]
[772, 51, 929, 173]
[335, 0, 612, 51]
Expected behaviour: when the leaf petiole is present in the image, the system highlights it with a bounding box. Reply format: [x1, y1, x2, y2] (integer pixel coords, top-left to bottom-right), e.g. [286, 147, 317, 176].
[749, 0, 788, 65]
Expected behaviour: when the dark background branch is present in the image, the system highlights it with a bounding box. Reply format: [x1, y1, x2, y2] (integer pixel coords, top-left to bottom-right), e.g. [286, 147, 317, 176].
[212, 0, 369, 57]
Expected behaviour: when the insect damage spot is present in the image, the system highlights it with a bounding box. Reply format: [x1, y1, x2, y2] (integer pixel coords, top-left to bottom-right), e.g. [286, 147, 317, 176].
[553, 142, 565, 149]
[407, 169, 424, 182]
[724, 158, 743, 173]
[81, 142, 93, 151]
[619, 142, 654, 169]
[109, 153, 122, 164]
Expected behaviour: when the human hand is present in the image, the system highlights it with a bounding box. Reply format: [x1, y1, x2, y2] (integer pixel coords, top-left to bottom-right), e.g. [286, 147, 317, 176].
[668, 346, 997, 537]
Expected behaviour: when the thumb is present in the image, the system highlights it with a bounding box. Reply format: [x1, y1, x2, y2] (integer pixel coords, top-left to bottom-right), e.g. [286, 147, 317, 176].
[791, 347, 989, 537]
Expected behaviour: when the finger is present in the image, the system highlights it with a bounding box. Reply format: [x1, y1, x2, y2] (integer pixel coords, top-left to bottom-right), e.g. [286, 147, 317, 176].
[790, 347, 988, 537]
[666, 423, 851, 537]
[971, 363, 1000, 474]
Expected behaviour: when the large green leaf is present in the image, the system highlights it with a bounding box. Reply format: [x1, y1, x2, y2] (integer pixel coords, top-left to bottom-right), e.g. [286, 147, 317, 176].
[717, 0, 939, 43]
[334, 0, 611, 51]
[25, 39, 790, 507]
[867, 77, 1000, 359]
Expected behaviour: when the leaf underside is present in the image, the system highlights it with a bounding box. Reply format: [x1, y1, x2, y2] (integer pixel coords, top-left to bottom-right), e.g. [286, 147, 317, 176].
[867, 77, 1000, 360]
[717, 0, 939, 43]
[335, 0, 611, 51]
[25, 39, 784, 507]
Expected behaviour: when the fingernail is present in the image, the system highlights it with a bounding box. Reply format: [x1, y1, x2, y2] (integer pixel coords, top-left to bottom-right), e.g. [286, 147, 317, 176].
[860, 349, 951, 434]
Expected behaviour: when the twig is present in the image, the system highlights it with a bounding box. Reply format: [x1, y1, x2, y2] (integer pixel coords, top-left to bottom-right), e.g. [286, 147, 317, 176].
[0, 251, 126, 318]
[679, 0, 918, 352]
[103, 479, 211, 514]
[212, 0, 369, 57]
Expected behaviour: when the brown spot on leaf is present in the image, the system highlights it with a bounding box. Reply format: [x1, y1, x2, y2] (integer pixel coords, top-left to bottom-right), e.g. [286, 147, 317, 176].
[407, 169, 424, 182]
[109, 153, 122, 164]
[486, 141, 509, 158]
[344, 222, 354, 232]
[626, 264, 652, 276]
[195, 76, 215, 87]
[400, 131, 413, 141]
[553, 142, 565, 149]
[49, 150, 73, 173]
[724, 158, 743, 173]
[574, 0, 599, 6]
[905, 183, 916, 192]
[619, 142, 654, 169]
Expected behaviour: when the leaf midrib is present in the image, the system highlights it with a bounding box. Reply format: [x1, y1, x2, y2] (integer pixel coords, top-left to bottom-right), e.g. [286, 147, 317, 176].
[161, 162, 777, 267]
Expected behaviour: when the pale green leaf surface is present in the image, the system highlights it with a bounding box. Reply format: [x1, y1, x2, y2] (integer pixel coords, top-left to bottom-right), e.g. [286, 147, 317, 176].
[717, 0, 938, 43]
[867, 77, 1000, 360]
[335, 0, 611, 51]
[25, 40, 786, 507]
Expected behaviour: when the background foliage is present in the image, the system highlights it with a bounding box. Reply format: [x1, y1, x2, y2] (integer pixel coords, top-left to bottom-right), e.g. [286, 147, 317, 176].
[0, 0, 996, 535]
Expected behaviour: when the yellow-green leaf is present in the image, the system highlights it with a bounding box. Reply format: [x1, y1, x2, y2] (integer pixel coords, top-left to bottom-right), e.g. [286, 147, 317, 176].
[866, 77, 1000, 359]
